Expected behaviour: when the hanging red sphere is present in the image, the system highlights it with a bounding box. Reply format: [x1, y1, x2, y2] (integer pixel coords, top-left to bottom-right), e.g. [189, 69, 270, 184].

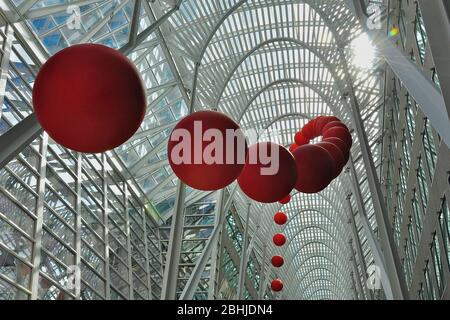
[271, 279, 284, 292]
[168, 110, 247, 191]
[278, 194, 291, 204]
[314, 116, 340, 134]
[322, 137, 350, 164]
[323, 126, 353, 149]
[32, 44, 146, 153]
[316, 141, 345, 179]
[271, 255, 284, 268]
[237, 142, 297, 203]
[322, 121, 348, 134]
[294, 131, 310, 146]
[274, 211, 288, 225]
[273, 233, 286, 246]
[292, 144, 334, 193]
[300, 120, 318, 140]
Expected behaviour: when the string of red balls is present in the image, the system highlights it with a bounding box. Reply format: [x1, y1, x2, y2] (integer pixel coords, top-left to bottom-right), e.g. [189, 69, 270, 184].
[32, 44, 353, 297]
[268, 116, 353, 294]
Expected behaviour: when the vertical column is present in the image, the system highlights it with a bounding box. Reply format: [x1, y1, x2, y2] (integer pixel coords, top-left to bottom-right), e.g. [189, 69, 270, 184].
[346, 195, 371, 299]
[102, 155, 111, 299]
[258, 243, 267, 300]
[345, 77, 409, 299]
[349, 240, 365, 300]
[30, 133, 48, 300]
[207, 190, 226, 299]
[0, 25, 13, 116]
[142, 208, 153, 300]
[161, 181, 186, 299]
[74, 153, 82, 299]
[236, 202, 251, 300]
[348, 162, 393, 299]
[124, 183, 134, 300]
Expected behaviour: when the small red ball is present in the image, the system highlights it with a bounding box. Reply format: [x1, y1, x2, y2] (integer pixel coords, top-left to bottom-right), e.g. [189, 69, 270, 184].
[289, 143, 299, 153]
[323, 126, 353, 149]
[322, 121, 348, 134]
[271, 279, 284, 292]
[314, 116, 340, 134]
[274, 212, 288, 225]
[301, 120, 318, 140]
[273, 233, 286, 246]
[271, 255, 284, 268]
[292, 144, 334, 193]
[33, 44, 146, 153]
[294, 131, 309, 146]
[278, 194, 291, 204]
[316, 141, 345, 179]
[168, 111, 247, 191]
[237, 143, 297, 203]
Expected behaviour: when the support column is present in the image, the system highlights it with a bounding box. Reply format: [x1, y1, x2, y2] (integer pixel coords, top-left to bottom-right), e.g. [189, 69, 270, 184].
[236, 202, 251, 300]
[161, 181, 186, 299]
[349, 239, 365, 300]
[258, 243, 267, 300]
[0, 25, 13, 116]
[346, 195, 371, 299]
[30, 133, 48, 300]
[346, 80, 409, 299]
[348, 161, 394, 299]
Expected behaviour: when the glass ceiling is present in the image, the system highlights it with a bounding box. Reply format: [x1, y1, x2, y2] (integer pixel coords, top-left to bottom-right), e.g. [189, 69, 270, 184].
[2, 0, 384, 299]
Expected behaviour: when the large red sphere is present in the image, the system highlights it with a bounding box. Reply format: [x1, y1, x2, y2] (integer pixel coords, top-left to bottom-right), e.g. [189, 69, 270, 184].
[33, 44, 146, 153]
[168, 111, 247, 191]
[292, 144, 334, 193]
[274, 212, 288, 225]
[273, 233, 286, 246]
[322, 137, 350, 164]
[323, 126, 353, 149]
[322, 121, 348, 134]
[271, 256, 284, 268]
[316, 141, 345, 179]
[237, 143, 297, 203]
[278, 194, 291, 204]
[271, 279, 284, 292]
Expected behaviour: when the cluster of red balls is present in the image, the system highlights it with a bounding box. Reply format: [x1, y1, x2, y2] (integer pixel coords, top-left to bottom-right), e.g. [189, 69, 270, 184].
[288, 116, 353, 193]
[269, 196, 290, 293]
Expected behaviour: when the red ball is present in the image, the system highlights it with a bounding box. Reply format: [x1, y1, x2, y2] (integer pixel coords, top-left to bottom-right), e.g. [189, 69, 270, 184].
[314, 116, 340, 134]
[168, 111, 247, 191]
[237, 143, 297, 203]
[323, 126, 353, 149]
[322, 137, 350, 164]
[271, 255, 284, 268]
[322, 121, 348, 134]
[33, 44, 146, 153]
[316, 141, 345, 179]
[278, 194, 291, 204]
[294, 132, 309, 146]
[292, 144, 334, 193]
[274, 211, 288, 225]
[289, 143, 299, 153]
[271, 279, 284, 292]
[301, 120, 318, 140]
[273, 233, 286, 246]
